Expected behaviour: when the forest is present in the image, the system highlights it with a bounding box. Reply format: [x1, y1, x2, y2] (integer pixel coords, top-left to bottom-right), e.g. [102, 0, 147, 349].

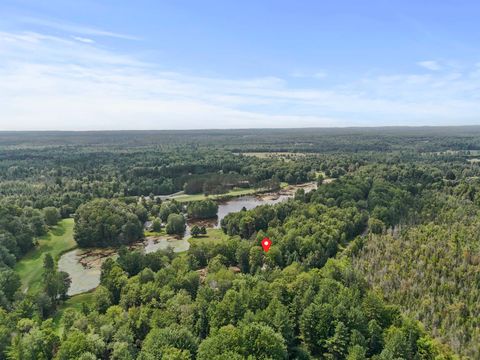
[1, 128, 480, 359]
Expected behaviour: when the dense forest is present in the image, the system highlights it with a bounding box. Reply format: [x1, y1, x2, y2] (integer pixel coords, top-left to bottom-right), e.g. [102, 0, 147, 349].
[2, 128, 480, 359]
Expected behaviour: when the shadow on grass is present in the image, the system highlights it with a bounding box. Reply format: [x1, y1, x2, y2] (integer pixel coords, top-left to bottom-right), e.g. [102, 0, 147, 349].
[50, 224, 67, 237]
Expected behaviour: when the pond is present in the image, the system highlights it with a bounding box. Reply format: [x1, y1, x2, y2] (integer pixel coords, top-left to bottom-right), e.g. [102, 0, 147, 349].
[59, 182, 317, 295]
[58, 236, 191, 295]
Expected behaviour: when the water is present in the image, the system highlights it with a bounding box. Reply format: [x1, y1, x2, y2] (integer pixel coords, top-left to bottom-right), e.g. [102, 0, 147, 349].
[140, 235, 191, 254]
[59, 182, 316, 295]
[215, 195, 290, 227]
[58, 249, 111, 296]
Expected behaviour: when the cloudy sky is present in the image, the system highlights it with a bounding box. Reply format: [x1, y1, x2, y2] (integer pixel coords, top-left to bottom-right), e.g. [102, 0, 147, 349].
[1, 0, 480, 130]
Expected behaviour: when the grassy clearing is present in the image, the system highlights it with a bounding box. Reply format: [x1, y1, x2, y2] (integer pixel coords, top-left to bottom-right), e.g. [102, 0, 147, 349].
[188, 228, 230, 245]
[171, 183, 290, 203]
[54, 292, 95, 333]
[14, 218, 76, 294]
[171, 187, 258, 202]
[144, 229, 167, 237]
[241, 152, 308, 159]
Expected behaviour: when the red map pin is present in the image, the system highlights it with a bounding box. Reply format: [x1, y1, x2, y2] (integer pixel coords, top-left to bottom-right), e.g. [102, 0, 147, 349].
[261, 237, 272, 252]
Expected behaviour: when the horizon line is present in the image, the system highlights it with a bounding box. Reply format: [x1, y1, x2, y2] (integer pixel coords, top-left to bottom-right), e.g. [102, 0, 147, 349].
[2, 124, 480, 132]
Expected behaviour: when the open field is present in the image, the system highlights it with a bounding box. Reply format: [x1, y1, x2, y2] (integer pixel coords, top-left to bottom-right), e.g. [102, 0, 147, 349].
[240, 152, 309, 159]
[144, 229, 167, 237]
[188, 228, 230, 245]
[14, 218, 76, 294]
[170, 185, 285, 202]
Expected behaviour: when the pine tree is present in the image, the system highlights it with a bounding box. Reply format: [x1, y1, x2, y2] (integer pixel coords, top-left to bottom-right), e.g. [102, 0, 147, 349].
[326, 322, 349, 359]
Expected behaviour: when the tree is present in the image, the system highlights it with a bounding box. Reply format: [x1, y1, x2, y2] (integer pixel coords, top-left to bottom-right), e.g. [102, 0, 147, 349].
[187, 200, 218, 219]
[0, 245, 16, 268]
[152, 218, 162, 232]
[317, 173, 325, 185]
[111, 341, 136, 360]
[445, 170, 456, 180]
[295, 188, 305, 202]
[36, 292, 53, 318]
[197, 325, 242, 360]
[57, 271, 71, 300]
[100, 260, 128, 304]
[235, 241, 250, 273]
[118, 247, 145, 276]
[139, 326, 198, 359]
[326, 322, 349, 359]
[42, 253, 71, 304]
[0, 269, 20, 301]
[134, 205, 148, 223]
[43, 207, 60, 226]
[367, 320, 384, 356]
[241, 323, 287, 359]
[74, 199, 143, 247]
[166, 214, 186, 235]
[55, 330, 105, 360]
[248, 246, 263, 274]
[43, 253, 54, 275]
[198, 323, 287, 360]
[347, 345, 367, 360]
[300, 303, 334, 355]
[6, 320, 59, 360]
[190, 225, 201, 238]
[27, 209, 47, 236]
[368, 217, 384, 235]
[160, 202, 181, 222]
[256, 298, 294, 346]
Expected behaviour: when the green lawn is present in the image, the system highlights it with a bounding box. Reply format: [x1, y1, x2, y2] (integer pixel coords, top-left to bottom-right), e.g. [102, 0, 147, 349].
[188, 228, 230, 245]
[171, 187, 258, 202]
[14, 218, 76, 294]
[171, 183, 289, 203]
[144, 229, 167, 237]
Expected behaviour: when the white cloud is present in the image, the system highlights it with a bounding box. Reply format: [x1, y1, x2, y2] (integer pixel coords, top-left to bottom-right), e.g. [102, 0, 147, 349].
[417, 60, 442, 71]
[19, 17, 140, 40]
[72, 36, 95, 44]
[0, 30, 480, 130]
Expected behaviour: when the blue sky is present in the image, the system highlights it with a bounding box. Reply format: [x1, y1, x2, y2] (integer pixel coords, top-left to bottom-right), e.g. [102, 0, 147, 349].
[1, 0, 480, 130]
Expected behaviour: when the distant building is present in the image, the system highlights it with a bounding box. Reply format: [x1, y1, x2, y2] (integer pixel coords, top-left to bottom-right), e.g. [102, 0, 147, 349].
[144, 221, 153, 231]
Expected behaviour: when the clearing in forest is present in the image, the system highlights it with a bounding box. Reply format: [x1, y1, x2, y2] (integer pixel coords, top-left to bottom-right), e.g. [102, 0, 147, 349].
[14, 218, 76, 294]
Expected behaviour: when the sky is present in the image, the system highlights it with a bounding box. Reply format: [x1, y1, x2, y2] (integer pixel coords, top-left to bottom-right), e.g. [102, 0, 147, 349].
[1, 0, 480, 130]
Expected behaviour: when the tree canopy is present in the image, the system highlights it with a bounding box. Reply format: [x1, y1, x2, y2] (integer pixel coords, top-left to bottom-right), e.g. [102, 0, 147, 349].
[74, 199, 144, 247]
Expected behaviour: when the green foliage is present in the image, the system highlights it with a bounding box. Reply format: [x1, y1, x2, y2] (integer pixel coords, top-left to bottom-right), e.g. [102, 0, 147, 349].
[152, 218, 162, 232]
[74, 199, 143, 247]
[6, 319, 59, 360]
[2, 130, 478, 360]
[354, 210, 480, 358]
[14, 218, 76, 295]
[198, 322, 287, 360]
[54, 330, 105, 360]
[367, 217, 384, 234]
[138, 326, 198, 359]
[43, 207, 60, 226]
[187, 199, 218, 219]
[166, 214, 186, 235]
[190, 225, 201, 238]
[40, 252, 71, 316]
[159, 202, 182, 222]
[93, 286, 112, 314]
